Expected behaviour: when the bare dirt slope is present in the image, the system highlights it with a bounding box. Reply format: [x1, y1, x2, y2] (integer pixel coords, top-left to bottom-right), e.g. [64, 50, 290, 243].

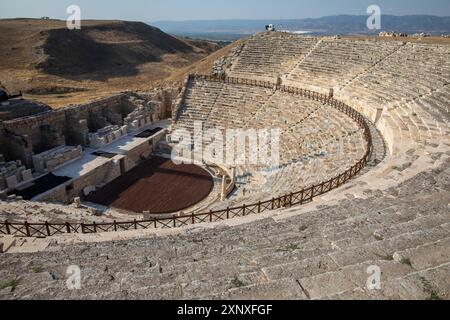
[0, 19, 224, 108]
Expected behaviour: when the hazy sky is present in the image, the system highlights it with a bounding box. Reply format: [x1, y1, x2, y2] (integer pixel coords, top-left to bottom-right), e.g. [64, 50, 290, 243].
[1, 0, 449, 21]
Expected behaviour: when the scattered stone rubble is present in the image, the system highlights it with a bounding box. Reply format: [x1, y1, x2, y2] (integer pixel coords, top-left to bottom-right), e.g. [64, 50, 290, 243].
[212, 44, 245, 77]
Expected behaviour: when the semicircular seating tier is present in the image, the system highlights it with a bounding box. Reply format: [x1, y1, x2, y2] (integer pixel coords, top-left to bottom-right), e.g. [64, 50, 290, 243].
[214, 32, 449, 201]
[174, 77, 368, 208]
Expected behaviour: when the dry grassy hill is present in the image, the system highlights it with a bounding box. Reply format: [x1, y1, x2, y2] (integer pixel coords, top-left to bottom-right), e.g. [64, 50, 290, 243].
[0, 19, 225, 107]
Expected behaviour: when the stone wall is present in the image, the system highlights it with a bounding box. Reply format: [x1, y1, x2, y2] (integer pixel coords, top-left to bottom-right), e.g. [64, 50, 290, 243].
[124, 129, 167, 172]
[32, 145, 83, 174]
[0, 99, 52, 122]
[88, 125, 128, 149]
[123, 95, 165, 133]
[1, 110, 66, 167]
[35, 158, 121, 204]
[35, 129, 167, 204]
[35, 183, 71, 204]
[62, 94, 129, 136]
[0, 90, 173, 169]
[0, 129, 33, 166]
[0, 157, 33, 192]
[123, 141, 153, 172]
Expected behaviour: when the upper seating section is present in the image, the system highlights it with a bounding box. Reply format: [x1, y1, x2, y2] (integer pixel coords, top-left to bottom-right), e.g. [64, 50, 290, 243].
[228, 32, 319, 80]
[180, 36, 449, 209]
[176, 77, 272, 132]
[222, 35, 449, 111]
[287, 39, 404, 90]
[340, 43, 450, 109]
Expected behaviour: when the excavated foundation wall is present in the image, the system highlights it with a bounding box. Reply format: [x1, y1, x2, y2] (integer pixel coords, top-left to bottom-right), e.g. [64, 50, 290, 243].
[0, 88, 177, 204]
[34, 159, 122, 204]
[38, 129, 167, 205]
[0, 90, 175, 168]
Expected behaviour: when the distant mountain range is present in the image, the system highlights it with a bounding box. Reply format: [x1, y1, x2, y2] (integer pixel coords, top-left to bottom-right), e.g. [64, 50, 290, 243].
[152, 15, 450, 40]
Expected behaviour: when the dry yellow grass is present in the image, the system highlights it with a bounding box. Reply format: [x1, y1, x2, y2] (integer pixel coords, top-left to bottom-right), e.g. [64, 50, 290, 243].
[0, 19, 224, 108]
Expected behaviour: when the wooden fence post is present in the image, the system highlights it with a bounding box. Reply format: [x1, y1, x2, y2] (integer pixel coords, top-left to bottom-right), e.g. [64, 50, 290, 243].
[45, 221, 51, 236]
[5, 220, 10, 235]
[25, 221, 31, 237]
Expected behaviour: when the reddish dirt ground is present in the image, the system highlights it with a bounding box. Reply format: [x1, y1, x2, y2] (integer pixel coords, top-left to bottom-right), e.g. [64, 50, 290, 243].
[86, 156, 214, 214]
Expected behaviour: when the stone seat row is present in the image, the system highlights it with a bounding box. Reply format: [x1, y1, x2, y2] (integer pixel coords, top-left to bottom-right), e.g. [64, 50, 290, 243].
[229, 35, 319, 78]
[291, 51, 448, 94]
[222, 142, 364, 207]
[342, 45, 449, 100]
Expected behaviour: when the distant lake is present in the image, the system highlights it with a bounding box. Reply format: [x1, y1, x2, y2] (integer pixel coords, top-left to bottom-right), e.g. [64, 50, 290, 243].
[151, 20, 317, 41]
[170, 32, 252, 41]
[286, 30, 313, 34]
[151, 16, 450, 41]
[167, 30, 314, 42]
